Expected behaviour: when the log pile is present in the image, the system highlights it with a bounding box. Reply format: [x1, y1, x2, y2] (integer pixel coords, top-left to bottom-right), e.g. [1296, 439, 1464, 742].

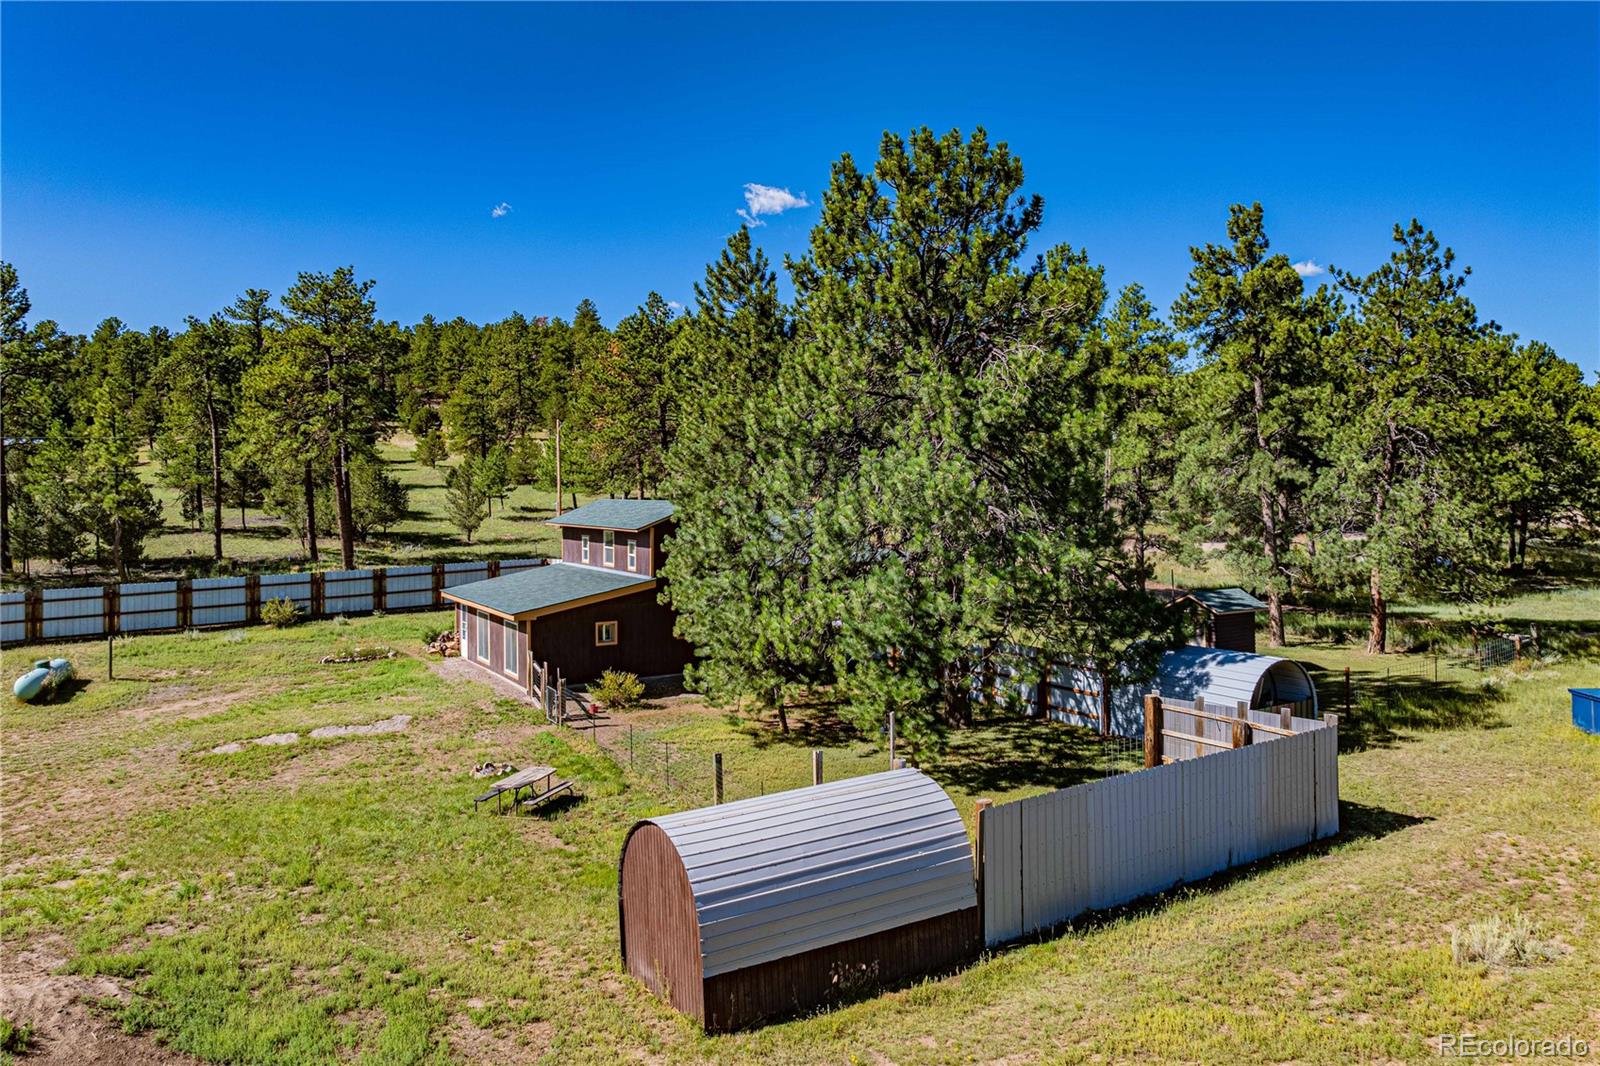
[427, 630, 460, 657]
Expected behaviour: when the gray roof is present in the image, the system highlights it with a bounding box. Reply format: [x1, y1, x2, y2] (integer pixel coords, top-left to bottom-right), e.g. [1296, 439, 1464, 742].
[548, 499, 674, 532]
[1185, 587, 1268, 614]
[443, 562, 654, 617]
[638, 768, 976, 979]
[1149, 645, 1316, 711]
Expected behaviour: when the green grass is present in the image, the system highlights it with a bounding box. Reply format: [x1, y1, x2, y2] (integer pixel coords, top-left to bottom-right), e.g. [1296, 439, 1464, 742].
[7, 435, 612, 588]
[3, 610, 1598, 1063]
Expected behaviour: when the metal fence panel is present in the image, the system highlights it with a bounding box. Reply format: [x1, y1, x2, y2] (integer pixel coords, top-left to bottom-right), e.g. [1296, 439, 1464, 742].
[117, 581, 179, 633]
[1, 591, 24, 644]
[499, 558, 543, 574]
[984, 724, 1339, 948]
[384, 565, 436, 609]
[259, 572, 313, 611]
[42, 587, 106, 639]
[442, 561, 491, 588]
[192, 576, 248, 627]
[323, 569, 374, 615]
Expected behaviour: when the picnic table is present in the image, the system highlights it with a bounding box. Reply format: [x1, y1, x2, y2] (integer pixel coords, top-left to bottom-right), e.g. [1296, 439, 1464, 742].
[473, 765, 574, 813]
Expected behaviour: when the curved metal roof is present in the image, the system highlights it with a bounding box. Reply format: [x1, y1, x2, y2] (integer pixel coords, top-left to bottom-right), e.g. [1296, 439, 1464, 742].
[636, 768, 975, 978]
[1152, 645, 1317, 711]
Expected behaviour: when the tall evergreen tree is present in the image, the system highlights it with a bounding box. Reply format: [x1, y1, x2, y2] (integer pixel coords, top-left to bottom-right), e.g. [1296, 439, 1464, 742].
[80, 337, 163, 578]
[159, 313, 245, 560]
[1172, 203, 1331, 646]
[1100, 284, 1186, 588]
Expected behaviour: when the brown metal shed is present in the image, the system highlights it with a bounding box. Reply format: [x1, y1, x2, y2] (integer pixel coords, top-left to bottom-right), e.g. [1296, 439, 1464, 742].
[618, 768, 980, 1031]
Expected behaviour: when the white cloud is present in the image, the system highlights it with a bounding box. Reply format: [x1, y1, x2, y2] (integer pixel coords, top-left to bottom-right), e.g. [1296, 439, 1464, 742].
[737, 183, 810, 227]
[1292, 259, 1326, 278]
[666, 300, 684, 311]
[491, 202, 512, 219]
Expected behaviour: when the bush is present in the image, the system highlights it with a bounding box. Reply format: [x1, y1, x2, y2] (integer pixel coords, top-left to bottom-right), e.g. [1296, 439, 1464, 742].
[260, 597, 300, 627]
[590, 669, 644, 710]
[1, 1016, 34, 1056]
[1452, 912, 1561, 968]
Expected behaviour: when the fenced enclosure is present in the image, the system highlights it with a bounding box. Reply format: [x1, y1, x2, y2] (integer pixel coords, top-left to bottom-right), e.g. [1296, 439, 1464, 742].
[978, 714, 1339, 945]
[0, 558, 545, 646]
[1147, 694, 1323, 764]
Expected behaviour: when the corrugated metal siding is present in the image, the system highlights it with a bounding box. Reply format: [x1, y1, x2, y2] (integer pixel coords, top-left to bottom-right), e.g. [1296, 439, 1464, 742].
[42, 586, 106, 638]
[323, 569, 374, 614]
[0, 591, 24, 644]
[384, 565, 435, 610]
[981, 721, 1339, 945]
[645, 769, 976, 979]
[192, 576, 248, 626]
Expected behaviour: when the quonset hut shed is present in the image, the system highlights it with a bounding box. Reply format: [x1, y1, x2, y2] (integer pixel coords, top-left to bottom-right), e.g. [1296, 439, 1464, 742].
[618, 768, 979, 1031]
[1104, 645, 1319, 736]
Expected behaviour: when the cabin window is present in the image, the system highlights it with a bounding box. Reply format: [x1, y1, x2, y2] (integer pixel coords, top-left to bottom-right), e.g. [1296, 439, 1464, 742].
[475, 612, 490, 663]
[595, 620, 618, 646]
[580, 533, 591, 564]
[626, 537, 638, 572]
[603, 529, 615, 565]
[503, 622, 518, 677]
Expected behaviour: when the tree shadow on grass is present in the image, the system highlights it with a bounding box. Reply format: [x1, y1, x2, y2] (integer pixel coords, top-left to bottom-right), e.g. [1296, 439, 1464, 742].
[991, 798, 1432, 950]
[1298, 660, 1509, 754]
[929, 716, 1140, 796]
[733, 696, 864, 751]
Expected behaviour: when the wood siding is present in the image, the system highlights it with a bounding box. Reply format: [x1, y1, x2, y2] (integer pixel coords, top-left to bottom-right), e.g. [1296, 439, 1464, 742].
[529, 587, 690, 684]
[700, 907, 981, 1032]
[560, 526, 659, 576]
[619, 824, 705, 1024]
[462, 607, 527, 683]
[1209, 611, 1256, 653]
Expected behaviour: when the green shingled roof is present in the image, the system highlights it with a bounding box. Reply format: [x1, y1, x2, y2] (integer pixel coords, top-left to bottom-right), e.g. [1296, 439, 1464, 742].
[1186, 587, 1268, 614]
[547, 499, 674, 532]
[444, 563, 655, 617]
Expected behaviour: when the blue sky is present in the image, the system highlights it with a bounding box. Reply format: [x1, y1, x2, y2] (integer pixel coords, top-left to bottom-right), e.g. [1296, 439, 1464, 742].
[3, 2, 1597, 374]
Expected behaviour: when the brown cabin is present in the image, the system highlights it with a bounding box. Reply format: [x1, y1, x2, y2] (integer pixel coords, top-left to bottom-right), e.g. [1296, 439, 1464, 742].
[443, 499, 690, 687]
[1173, 587, 1266, 653]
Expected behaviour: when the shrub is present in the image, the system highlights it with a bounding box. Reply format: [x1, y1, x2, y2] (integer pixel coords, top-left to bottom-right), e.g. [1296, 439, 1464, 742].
[590, 669, 644, 710]
[260, 597, 300, 628]
[1452, 912, 1560, 968]
[0, 1016, 34, 1055]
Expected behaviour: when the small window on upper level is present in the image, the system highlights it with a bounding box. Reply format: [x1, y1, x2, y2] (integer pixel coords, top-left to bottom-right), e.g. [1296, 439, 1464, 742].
[603, 529, 615, 565]
[580, 532, 591, 564]
[627, 537, 638, 572]
[595, 620, 618, 646]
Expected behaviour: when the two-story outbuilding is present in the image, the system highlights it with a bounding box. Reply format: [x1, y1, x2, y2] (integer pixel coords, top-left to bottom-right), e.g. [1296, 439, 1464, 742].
[443, 499, 691, 688]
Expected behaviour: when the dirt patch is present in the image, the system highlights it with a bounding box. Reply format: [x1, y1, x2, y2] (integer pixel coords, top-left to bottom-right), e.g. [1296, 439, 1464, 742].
[445, 1012, 552, 1065]
[0, 933, 201, 1065]
[309, 714, 411, 739]
[122, 687, 241, 724]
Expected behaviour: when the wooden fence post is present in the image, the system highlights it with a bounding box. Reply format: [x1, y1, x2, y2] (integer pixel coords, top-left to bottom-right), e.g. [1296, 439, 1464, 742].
[1280, 704, 1292, 732]
[1343, 666, 1351, 715]
[311, 572, 326, 619]
[811, 749, 823, 786]
[1143, 695, 1163, 768]
[373, 566, 387, 612]
[488, 560, 501, 579]
[1233, 700, 1250, 748]
[104, 584, 120, 636]
[245, 574, 261, 623]
[713, 753, 724, 805]
[1037, 657, 1051, 719]
[432, 562, 445, 607]
[1099, 669, 1113, 736]
[177, 578, 193, 630]
[887, 710, 896, 768]
[973, 798, 992, 929]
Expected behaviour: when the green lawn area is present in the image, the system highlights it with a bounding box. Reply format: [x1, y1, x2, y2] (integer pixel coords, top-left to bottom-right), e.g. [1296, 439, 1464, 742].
[7, 436, 611, 589]
[2, 600, 1597, 1063]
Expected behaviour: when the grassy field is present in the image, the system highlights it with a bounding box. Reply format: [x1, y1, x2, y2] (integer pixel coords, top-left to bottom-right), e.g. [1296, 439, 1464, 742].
[2, 581, 1598, 1063]
[6, 436, 608, 589]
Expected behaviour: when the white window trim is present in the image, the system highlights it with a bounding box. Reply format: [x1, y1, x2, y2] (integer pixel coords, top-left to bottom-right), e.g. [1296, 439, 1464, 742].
[595, 620, 618, 647]
[476, 612, 490, 663]
[580, 533, 591, 564]
[503, 622, 519, 678]
[603, 529, 615, 565]
[626, 537, 638, 572]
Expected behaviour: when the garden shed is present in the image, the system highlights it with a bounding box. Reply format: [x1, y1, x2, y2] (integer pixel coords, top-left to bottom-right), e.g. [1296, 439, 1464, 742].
[1105, 645, 1319, 736]
[618, 768, 980, 1031]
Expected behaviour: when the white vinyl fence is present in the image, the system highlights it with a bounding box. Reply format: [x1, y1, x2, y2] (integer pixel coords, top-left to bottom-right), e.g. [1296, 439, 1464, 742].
[979, 718, 1339, 945]
[2, 558, 545, 646]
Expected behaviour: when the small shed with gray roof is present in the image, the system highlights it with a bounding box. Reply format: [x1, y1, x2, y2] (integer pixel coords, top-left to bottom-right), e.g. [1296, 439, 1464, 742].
[618, 768, 980, 1031]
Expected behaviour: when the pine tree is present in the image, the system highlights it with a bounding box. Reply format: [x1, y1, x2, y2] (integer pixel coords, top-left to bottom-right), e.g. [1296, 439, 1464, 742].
[1171, 203, 1332, 646]
[1100, 285, 1186, 588]
[80, 340, 163, 578]
[445, 457, 489, 543]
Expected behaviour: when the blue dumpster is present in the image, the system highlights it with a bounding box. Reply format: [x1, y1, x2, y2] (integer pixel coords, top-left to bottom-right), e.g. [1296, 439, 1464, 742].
[1571, 689, 1600, 736]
